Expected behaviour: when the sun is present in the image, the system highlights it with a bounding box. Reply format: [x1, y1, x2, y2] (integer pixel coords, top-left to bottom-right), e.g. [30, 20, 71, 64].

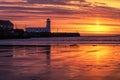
[87, 18, 110, 34]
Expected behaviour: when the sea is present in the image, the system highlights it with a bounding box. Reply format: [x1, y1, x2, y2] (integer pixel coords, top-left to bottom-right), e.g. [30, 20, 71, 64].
[0, 37, 120, 80]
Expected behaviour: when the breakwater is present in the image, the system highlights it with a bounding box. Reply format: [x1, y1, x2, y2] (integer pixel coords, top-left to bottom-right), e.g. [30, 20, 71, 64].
[28, 32, 80, 37]
[0, 32, 80, 39]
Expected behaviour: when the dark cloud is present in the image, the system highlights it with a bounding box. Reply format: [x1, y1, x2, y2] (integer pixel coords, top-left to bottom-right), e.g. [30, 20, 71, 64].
[0, 0, 93, 15]
[0, 1, 26, 5]
[0, 0, 120, 21]
[26, 0, 90, 7]
[0, 5, 90, 15]
[27, 0, 86, 5]
[0, 4, 120, 21]
[0, 0, 90, 15]
[93, 6, 120, 19]
[27, 0, 67, 5]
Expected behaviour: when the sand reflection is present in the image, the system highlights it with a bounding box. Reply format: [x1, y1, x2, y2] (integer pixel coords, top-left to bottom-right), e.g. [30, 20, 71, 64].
[0, 44, 120, 80]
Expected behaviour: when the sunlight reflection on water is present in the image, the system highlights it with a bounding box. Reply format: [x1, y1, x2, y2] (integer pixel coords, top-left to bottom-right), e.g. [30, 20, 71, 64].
[0, 44, 120, 80]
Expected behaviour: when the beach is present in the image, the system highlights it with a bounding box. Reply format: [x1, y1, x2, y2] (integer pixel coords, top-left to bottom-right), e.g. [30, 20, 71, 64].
[0, 37, 120, 80]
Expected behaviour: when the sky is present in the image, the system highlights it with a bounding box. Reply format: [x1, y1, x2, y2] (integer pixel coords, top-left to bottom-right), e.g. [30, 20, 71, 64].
[0, 0, 120, 36]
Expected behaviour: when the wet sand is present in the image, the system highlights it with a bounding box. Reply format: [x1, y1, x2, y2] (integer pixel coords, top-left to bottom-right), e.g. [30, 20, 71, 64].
[0, 44, 120, 80]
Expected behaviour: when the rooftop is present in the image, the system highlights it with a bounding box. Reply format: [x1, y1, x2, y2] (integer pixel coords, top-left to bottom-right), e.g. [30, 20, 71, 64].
[0, 20, 13, 25]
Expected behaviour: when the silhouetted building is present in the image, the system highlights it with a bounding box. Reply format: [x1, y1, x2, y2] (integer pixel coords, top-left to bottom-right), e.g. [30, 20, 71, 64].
[26, 18, 51, 33]
[0, 20, 14, 31]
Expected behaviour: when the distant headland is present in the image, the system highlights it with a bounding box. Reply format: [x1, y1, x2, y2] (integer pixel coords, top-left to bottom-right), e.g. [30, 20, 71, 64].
[0, 18, 80, 39]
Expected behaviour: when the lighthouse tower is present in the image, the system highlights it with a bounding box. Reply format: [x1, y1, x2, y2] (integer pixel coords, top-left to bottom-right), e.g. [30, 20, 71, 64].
[46, 18, 51, 32]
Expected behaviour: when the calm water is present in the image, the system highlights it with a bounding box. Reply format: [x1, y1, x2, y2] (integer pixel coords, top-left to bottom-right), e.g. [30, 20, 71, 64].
[0, 44, 120, 80]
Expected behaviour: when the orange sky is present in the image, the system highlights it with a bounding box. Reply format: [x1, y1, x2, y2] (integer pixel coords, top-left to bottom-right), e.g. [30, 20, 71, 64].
[0, 0, 120, 36]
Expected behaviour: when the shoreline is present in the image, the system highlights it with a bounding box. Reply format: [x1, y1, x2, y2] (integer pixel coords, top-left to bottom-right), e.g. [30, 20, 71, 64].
[0, 37, 120, 46]
[0, 41, 120, 46]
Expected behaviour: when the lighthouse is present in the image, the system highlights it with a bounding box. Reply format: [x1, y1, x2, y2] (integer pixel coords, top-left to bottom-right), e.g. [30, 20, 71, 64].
[26, 18, 51, 33]
[46, 18, 51, 32]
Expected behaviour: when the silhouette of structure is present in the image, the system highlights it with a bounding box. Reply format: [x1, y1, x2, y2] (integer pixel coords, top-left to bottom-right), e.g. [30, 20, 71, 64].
[25, 18, 80, 37]
[0, 20, 14, 31]
[0, 19, 80, 39]
[26, 18, 51, 33]
[0, 20, 26, 39]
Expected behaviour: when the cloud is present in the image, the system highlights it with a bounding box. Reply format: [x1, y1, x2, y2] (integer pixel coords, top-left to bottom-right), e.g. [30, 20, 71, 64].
[26, 0, 91, 7]
[69, 22, 120, 27]
[0, 6, 88, 15]
[93, 6, 120, 19]
[27, 0, 67, 5]
[0, 0, 120, 22]
[27, 0, 86, 4]
[0, 0, 26, 2]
